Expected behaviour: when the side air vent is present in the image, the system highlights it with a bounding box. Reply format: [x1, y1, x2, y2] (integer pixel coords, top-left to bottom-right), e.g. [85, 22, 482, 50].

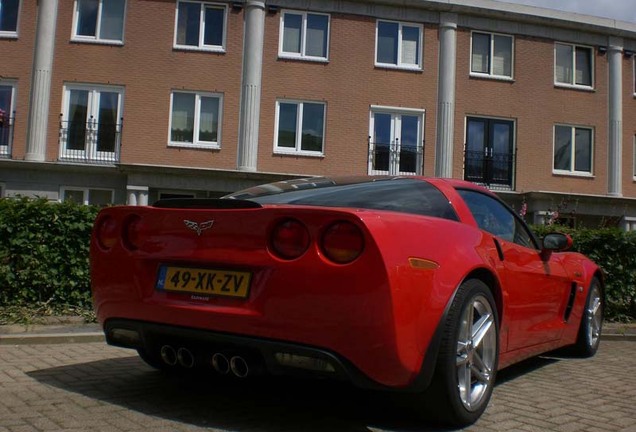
[564, 282, 578, 322]
[153, 198, 262, 209]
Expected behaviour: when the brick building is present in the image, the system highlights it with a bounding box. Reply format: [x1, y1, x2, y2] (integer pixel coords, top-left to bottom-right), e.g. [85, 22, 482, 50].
[2, 0, 636, 228]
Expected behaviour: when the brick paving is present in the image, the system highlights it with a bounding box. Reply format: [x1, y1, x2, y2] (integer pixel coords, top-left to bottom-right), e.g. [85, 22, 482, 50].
[0, 340, 634, 431]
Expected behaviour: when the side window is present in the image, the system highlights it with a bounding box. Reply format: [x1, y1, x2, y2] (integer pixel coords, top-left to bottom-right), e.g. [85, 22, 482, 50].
[457, 189, 536, 249]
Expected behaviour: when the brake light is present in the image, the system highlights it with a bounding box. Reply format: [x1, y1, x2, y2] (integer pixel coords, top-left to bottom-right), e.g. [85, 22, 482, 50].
[320, 221, 364, 264]
[95, 216, 118, 250]
[270, 219, 310, 260]
[122, 215, 143, 251]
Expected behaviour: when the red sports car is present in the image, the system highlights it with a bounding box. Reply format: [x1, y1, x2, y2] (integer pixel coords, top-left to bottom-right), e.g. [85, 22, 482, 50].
[90, 176, 603, 426]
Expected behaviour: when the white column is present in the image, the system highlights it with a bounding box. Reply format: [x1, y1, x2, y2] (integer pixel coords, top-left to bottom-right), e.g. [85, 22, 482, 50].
[25, 0, 59, 162]
[608, 37, 623, 197]
[127, 186, 149, 206]
[237, 0, 265, 172]
[435, 13, 458, 178]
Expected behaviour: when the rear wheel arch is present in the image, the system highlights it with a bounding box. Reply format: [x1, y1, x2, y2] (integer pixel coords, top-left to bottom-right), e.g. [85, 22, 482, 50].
[463, 268, 504, 330]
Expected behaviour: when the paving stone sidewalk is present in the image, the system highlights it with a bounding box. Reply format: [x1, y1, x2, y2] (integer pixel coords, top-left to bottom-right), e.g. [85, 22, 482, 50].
[0, 340, 634, 431]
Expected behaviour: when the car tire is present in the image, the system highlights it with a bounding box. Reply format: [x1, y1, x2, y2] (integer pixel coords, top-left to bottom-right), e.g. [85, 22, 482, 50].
[570, 277, 603, 358]
[421, 279, 499, 427]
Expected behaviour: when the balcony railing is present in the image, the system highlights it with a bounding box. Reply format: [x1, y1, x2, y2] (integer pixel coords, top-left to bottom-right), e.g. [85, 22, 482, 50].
[59, 116, 123, 164]
[464, 149, 516, 191]
[0, 111, 15, 158]
[368, 139, 424, 175]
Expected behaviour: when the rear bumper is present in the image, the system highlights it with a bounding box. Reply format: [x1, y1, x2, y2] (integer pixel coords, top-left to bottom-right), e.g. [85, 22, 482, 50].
[105, 318, 398, 390]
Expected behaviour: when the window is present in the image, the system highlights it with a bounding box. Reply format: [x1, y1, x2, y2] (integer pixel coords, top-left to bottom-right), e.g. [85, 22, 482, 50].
[375, 20, 422, 70]
[72, 0, 126, 43]
[275, 100, 325, 155]
[61, 187, 114, 206]
[553, 125, 593, 175]
[174, 1, 226, 51]
[60, 85, 123, 162]
[457, 189, 537, 249]
[369, 108, 424, 176]
[0, 82, 15, 156]
[555, 43, 593, 88]
[0, 0, 19, 37]
[169, 91, 222, 148]
[279, 11, 329, 60]
[471, 32, 513, 79]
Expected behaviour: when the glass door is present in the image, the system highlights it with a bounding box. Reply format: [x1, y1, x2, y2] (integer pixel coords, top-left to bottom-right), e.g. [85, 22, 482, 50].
[465, 117, 514, 189]
[369, 110, 423, 175]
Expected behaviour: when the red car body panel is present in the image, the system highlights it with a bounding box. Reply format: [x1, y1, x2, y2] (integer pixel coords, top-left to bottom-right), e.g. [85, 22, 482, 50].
[90, 177, 601, 389]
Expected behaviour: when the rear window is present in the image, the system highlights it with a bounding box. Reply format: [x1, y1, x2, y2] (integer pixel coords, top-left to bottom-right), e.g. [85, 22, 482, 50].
[227, 178, 459, 221]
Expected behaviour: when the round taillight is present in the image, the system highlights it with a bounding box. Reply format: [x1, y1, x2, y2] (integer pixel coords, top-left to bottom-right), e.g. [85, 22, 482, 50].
[270, 219, 310, 260]
[122, 215, 143, 251]
[96, 216, 118, 250]
[320, 221, 364, 264]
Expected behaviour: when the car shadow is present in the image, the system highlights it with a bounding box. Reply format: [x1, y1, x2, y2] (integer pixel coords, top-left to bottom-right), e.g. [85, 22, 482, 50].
[27, 354, 559, 432]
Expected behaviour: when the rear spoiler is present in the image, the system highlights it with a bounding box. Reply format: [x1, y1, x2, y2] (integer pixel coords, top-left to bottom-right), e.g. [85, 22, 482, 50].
[153, 198, 263, 209]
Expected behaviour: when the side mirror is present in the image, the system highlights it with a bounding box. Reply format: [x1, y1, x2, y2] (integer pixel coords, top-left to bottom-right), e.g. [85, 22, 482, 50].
[542, 233, 573, 252]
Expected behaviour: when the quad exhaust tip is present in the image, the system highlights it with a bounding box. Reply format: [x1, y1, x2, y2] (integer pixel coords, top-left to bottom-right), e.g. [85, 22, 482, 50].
[160, 345, 178, 366]
[230, 356, 249, 378]
[177, 347, 195, 368]
[211, 353, 230, 374]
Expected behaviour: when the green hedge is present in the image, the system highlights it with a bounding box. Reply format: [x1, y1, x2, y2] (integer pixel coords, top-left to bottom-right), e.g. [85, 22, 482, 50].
[532, 225, 636, 322]
[0, 197, 98, 308]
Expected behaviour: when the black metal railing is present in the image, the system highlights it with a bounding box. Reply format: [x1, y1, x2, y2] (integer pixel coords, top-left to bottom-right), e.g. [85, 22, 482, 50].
[0, 111, 15, 158]
[368, 138, 424, 175]
[464, 148, 516, 191]
[59, 115, 123, 164]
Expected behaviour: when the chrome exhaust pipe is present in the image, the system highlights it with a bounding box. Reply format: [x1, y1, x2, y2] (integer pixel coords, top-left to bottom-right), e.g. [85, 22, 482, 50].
[177, 347, 195, 368]
[211, 353, 230, 375]
[160, 345, 178, 366]
[230, 356, 249, 378]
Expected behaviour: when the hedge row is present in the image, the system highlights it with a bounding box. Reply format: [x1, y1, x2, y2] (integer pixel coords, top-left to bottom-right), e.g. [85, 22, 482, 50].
[0, 197, 634, 321]
[0, 197, 98, 308]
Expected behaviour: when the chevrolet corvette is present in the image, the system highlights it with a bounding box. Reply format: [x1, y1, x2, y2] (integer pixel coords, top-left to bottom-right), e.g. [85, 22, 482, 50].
[90, 176, 603, 426]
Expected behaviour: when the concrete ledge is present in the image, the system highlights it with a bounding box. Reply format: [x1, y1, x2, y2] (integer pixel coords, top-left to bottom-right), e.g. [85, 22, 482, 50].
[0, 332, 104, 345]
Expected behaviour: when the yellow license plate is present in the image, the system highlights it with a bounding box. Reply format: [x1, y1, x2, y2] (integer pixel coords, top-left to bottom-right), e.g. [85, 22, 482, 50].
[156, 266, 251, 298]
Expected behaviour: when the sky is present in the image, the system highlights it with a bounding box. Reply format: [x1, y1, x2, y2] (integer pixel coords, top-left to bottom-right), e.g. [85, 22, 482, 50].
[496, 0, 636, 24]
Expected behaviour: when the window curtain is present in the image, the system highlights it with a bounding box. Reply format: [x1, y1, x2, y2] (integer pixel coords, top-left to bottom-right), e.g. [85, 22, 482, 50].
[177, 2, 200, 46]
[554, 126, 572, 170]
[305, 14, 328, 57]
[67, 90, 89, 151]
[471, 33, 490, 73]
[99, 0, 125, 40]
[377, 22, 398, 64]
[198, 96, 219, 142]
[555, 44, 573, 84]
[493, 35, 512, 76]
[282, 13, 302, 53]
[171, 93, 195, 142]
[575, 47, 592, 86]
[77, 0, 99, 36]
[401, 26, 419, 65]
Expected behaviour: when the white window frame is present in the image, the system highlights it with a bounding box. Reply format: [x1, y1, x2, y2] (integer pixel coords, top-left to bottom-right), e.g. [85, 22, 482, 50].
[71, 0, 126, 45]
[168, 90, 223, 149]
[60, 186, 114, 205]
[368, 106, 425, 176]
[0, 0, 20, 38]
[274, 99, 326, 156]
[60, 83, 124, 162]
[554, 42, 594, 90]
[552, 124, 594, 177]
[469, 31, 514, 80]
[375, 19, 423, 71]
[278, 10, 330, 62]
[623, 217, 636, 232]
[173, 0, 227, 52]
[0, 80, 16, 156]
